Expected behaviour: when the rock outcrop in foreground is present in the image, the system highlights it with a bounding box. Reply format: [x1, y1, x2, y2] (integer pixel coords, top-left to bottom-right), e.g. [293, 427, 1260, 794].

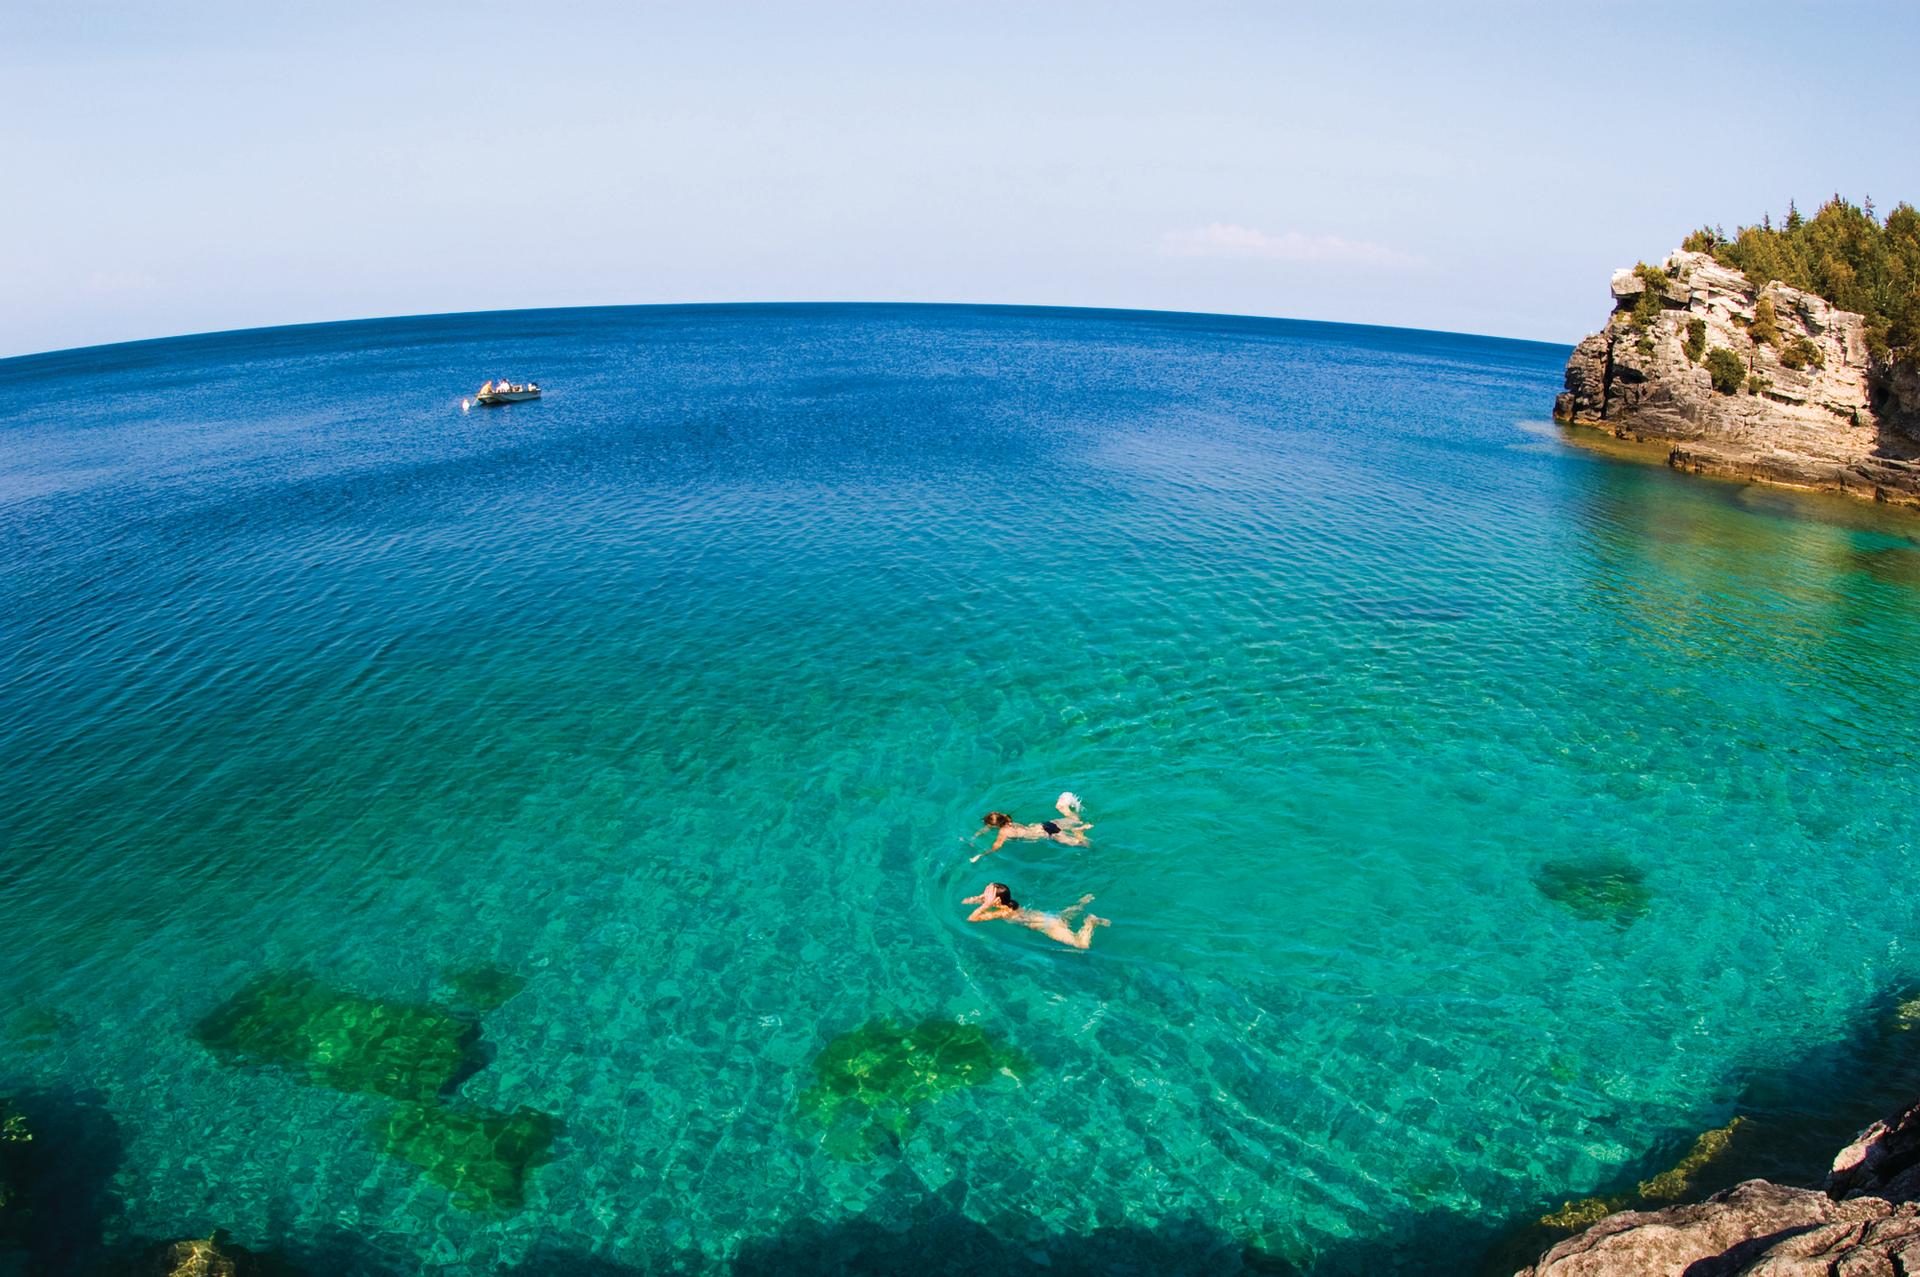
[1517, 1099, 1920, 1275]
[1555, 250, 1920, 505]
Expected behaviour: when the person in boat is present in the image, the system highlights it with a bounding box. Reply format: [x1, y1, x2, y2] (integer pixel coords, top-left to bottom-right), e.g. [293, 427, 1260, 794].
[971, 792, 1089, 861]
[964, 883, 1108, 950]
[479, 380, 494, 395]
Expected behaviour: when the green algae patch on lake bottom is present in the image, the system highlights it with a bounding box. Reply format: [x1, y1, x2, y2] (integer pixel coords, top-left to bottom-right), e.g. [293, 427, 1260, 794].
[795, 1018, 1031, 1162]
[1538, 1116, 1748, 1230]
[191, 972, 487, 1102]
[1533, 858, 1653, 929]
[371, 1103, 564, 1212]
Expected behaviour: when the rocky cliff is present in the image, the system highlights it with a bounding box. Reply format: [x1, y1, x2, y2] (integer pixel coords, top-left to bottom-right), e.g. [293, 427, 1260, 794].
[1516, 1098, 1920, 1275]
[1555, 250, 1920, 504]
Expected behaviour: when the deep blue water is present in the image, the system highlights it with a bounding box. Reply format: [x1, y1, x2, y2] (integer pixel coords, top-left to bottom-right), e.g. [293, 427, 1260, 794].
[4, 304, 1920, 1275]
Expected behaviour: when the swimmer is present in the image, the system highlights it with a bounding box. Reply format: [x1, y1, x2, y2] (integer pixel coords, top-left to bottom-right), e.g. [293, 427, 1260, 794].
[971, 793, 1090, 862]
[963, 882, 1109, 950]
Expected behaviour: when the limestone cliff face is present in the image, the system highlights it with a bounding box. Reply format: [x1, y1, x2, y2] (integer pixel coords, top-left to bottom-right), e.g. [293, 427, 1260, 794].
[1516, 1099, 1920, 1276]
[1555, 249, 1920, 504]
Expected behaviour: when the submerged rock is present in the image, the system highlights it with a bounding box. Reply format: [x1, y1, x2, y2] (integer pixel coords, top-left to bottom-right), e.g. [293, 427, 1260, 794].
[1532, 858, 1651, 929]
[369, 1103, 564, 1211]
[1537, 1117, 1748, 1232]
[191, 972, 487, 1102]
[0, 1100, 29, 1248]
[1886, 993, 1920, 1037]
[1638, 1116, 1746, 1202]
[795, 1018, 1030, 1162]
[193, 970, 566, 1214]
[137, 1231, 290, 1277]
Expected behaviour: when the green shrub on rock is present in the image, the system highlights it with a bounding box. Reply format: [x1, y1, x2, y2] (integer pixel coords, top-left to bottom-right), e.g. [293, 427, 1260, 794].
[1630, 290, 1663, 331]
[1704, 347, 1747, 395]
[1780, 336, 1825, 370]
[1684, 318, 1708, 363]
[1746, 374, 1771, 396]
[1625, 263, 1669, 331]
[1750, 294, 1782, 347]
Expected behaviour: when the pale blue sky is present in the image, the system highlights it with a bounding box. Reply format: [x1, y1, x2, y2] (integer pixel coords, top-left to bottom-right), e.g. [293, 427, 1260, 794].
[5, 1, 1917, 356]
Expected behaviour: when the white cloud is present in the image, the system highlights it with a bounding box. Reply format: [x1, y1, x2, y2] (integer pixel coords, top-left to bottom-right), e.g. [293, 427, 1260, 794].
[1160, 223, 1418, 268]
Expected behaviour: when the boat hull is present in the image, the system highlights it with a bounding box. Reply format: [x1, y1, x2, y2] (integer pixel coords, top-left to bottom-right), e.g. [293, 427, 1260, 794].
[474, 390, 541, 405]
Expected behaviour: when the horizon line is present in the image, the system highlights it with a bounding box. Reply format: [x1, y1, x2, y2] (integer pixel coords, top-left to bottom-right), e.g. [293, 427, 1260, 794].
[0, 299, 1574, 366]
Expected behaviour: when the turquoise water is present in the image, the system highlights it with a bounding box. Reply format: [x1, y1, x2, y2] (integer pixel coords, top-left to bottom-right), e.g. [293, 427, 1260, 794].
[4, 304, 1920, 1274]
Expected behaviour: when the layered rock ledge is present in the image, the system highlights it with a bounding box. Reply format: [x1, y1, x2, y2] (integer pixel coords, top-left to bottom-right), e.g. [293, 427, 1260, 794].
[1554, 250, 1920, 506]
[1516, 1099, 1920, 1275]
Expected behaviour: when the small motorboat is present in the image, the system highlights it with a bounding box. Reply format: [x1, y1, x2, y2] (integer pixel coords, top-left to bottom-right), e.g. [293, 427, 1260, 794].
[468, 378, 542, 407]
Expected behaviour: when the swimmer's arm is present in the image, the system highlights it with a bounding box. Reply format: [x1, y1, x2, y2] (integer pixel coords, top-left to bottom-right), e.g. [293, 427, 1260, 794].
[966, 903, 1010, 923]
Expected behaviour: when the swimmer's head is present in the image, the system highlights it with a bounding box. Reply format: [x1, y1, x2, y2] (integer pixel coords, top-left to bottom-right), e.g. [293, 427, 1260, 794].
[987, 882, 1016, 908]
[983, 812, 1012, 828]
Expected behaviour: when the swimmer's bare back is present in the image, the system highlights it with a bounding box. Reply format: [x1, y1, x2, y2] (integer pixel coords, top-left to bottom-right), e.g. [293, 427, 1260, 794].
[964, 886, 1108, 950]
[971, 800, 1093, 862]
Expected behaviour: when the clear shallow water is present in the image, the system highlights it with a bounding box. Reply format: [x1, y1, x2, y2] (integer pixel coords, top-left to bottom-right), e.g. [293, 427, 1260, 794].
[3, 304, 1920, 1274]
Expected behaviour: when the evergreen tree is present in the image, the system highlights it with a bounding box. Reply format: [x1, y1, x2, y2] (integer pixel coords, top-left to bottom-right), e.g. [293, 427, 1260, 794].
[1710, 195, 1920, 361]
[1750, 294, 1782, 347]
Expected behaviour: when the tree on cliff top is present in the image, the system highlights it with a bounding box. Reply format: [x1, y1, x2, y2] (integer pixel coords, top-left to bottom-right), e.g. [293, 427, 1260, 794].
[1709, 195, 1920, 361]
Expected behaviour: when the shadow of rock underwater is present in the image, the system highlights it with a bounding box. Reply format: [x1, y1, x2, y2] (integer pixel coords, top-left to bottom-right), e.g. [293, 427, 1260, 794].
[0, 1087, 127, 1277]
[1478, 978, 1920, 1275]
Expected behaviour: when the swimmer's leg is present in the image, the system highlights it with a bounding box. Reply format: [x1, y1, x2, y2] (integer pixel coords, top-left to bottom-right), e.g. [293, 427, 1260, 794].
[1060, 894, 1096, 923]
[1072, 913, 1110, 947]
[1029, 915, 1089, 949]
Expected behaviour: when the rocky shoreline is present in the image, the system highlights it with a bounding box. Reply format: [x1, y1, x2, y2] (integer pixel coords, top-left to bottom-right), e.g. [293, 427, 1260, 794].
[1516, 1098, 1920, 1275]
[1555, 250, 1920, 507]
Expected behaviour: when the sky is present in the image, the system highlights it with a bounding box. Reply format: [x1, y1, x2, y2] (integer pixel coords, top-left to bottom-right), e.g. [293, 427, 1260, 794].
[4, 1, 1918, 357]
